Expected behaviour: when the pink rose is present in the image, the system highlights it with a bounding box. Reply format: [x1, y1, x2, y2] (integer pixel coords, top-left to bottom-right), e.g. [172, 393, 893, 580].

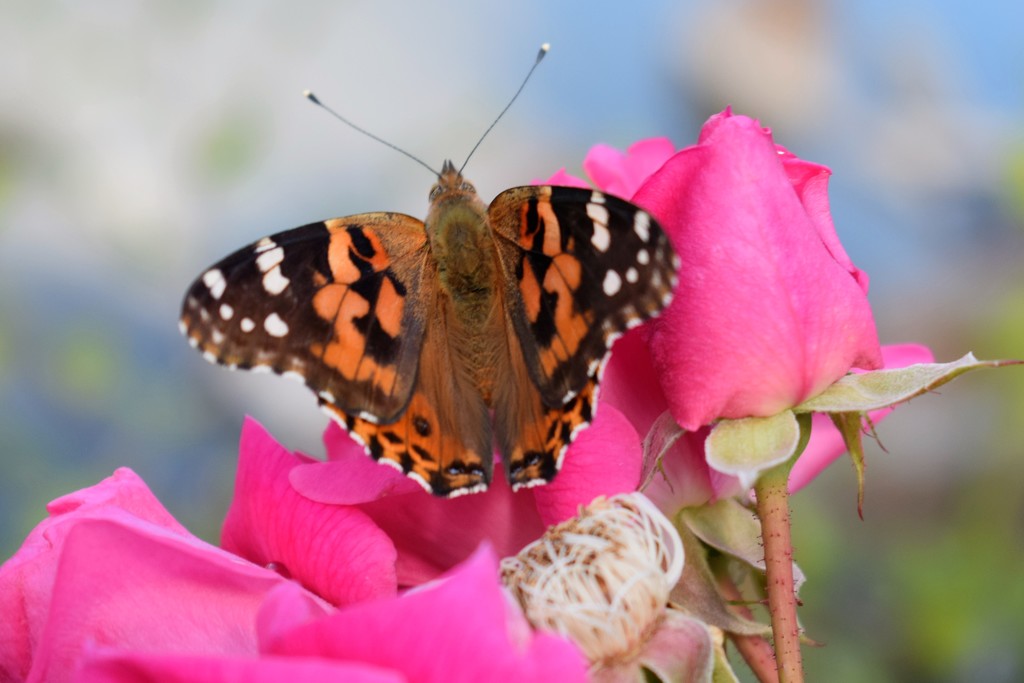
[553, 112, 891, 502]
[0, 469, 330, 683]
[633, 110, 882, 430]
[0, 470, 586, 682]
[75, 547, 587, 683]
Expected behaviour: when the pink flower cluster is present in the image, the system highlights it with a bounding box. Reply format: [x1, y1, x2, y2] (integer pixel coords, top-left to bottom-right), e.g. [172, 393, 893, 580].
[1, 110, 931, 681]
[0, 456, 590, 683]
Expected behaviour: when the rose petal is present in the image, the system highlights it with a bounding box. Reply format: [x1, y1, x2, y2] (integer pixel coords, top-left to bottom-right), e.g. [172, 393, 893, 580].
[529, 403, 641, 525]
[291, 410, 642, 586]
[256, 582, 335, 650]
[0, 469, 194, 683]
[340, 470, 544, 587]
[584, 138, 676, 198]
[778, 149, 869, 291]
[221, 418, 398, 605]
[76, 651, 405, 683]
[265, 545, 588, 683]
[27, 518, 300, 683]
[536, 168, 592, 188]
[602, 332, 741, 511]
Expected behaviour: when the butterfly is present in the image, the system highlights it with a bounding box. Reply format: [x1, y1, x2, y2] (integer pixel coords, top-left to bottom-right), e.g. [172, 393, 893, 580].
[180, 160, 679, 497]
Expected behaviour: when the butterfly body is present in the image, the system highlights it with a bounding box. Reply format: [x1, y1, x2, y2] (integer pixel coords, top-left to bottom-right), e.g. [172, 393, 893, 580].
[425, 162, 506, 400]
[181, 160, 679, 497]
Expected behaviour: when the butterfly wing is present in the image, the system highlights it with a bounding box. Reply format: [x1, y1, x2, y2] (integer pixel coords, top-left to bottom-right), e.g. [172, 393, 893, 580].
[320, 290, 494, 496]
[180, 213, 431, 422]
[488, 185, 678, 487]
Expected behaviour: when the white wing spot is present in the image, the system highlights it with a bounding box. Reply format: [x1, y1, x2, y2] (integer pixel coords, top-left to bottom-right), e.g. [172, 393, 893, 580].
[590, 190, 605, 204]
[211, 329, 225, 345]
[357, 410, 381, 424]
[219, 303, 234, 320]
[603, 270, 622, 296]
[282, 370, 306, 384]
[202, 350, 218, 365]
[256, 247, 285, 273]
[177, 320, 187, 335]
[202, 269, 227, 300]
[254, 237, 277, 253]
[589, 207, 611, 252]
[264, 312, 289, 337]
[625, 267, 639, 283]
[262, 266, 290, 295]
[637, 248, 650, 265]
[240, 317, 256, 333]
[634, 212, 651, 242]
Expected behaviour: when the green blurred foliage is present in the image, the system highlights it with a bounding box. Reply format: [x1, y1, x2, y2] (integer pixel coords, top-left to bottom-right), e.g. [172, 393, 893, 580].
[1005, 143, 1024, 230]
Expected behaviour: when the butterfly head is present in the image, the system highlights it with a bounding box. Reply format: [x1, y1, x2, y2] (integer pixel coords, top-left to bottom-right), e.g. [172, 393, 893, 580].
[429, 160, 480, 205]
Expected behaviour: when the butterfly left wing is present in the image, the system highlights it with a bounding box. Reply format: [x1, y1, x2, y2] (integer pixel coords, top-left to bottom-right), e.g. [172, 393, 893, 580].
[180, 214, 432, 422]
[488, 185, 679, 487]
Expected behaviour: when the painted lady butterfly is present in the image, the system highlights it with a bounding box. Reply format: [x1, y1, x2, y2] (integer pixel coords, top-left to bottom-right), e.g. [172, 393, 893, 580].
[180, 50, 678, 497]
[180, 161, 678, 496]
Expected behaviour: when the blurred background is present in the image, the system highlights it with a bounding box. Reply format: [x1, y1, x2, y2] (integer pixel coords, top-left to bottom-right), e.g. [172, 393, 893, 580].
[1, 0, 1022, 680]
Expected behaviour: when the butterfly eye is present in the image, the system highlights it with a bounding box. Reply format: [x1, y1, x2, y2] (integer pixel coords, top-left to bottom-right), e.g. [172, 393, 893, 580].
[460, 182, 475, 193]
[429, 185, 442, 200]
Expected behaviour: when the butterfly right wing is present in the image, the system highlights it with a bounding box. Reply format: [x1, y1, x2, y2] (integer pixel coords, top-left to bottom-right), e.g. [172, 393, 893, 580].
[320, 297, 494, 497]
[180, 213, 432, 422]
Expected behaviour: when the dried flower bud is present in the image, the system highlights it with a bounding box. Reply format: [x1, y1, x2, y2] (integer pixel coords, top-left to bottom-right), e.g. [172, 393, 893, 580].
[501, 493, 683, 667]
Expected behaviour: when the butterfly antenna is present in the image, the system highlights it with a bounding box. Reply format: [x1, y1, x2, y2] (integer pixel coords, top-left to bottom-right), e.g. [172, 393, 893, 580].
[303, 90, 441, 177]
[458, 43, 550, 175]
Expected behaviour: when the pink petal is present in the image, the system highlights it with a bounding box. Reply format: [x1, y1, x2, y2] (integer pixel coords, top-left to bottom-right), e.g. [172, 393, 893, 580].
[594, 610, 712, 683]
[778, 148, 871, 293]
[644, 426, 744, 512]
[26, 517, 306, 683]
[789, 344, 936, 492]
[256, 582, 335, 649]
[44, 468, 190, 536]
[600, 330, 667, 438]
[635, 111, 882, 430]
[584, 138, 676, 198]
[76, 651, 405, 683]
[0, 469, 194, 683]
[221, 418, 398, 605]
[602, 332, 741, 511]
[290, 423, 423, 505]
[293, 409, 641, 586]
[265, 546, 588, 683]
[536, 168, 592, 188]
[529, 402, 642, 526]
[301, 457, 544, 586]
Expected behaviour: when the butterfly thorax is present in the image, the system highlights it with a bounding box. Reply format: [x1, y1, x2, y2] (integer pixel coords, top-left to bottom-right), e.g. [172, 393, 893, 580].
[425, 162, 506, 399]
